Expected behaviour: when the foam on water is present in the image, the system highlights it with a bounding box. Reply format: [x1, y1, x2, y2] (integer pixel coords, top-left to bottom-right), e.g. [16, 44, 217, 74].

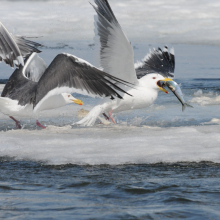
[204, 118, 220, 125]
[1, 0, 220, 45]
[191, 89, 220, 106]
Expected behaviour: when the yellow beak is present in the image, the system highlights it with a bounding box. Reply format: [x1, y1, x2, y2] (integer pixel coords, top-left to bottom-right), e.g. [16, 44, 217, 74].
[161, 78, 173, 82]
[72, 99, 83, 105]
[159, 87, 169, 94]
[158, 78, 173, 94]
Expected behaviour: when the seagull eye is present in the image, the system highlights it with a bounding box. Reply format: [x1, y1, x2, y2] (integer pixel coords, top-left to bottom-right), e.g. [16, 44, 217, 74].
[152, 77, 156, 79]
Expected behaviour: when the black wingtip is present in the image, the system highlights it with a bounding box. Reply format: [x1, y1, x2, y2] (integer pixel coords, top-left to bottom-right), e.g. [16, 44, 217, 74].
[136, 46, 175, 79]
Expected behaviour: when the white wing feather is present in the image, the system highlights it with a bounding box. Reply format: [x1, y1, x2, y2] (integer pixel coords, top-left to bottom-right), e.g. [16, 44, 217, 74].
[93, 1, 138, 84]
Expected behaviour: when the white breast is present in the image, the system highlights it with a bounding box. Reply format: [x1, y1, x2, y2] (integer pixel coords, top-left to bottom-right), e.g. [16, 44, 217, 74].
[112, 86, 158, 113]
[0, 97, 34, 118]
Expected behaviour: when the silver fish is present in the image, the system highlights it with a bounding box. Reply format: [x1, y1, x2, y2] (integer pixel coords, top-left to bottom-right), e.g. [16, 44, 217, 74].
[165, 80, 193, 111]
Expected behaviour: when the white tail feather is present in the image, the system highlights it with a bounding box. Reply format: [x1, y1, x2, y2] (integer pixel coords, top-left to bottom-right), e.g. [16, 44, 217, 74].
[17, 55, 24, 66]
[76, 105, 106, 126]
[170, 47, 175, 55]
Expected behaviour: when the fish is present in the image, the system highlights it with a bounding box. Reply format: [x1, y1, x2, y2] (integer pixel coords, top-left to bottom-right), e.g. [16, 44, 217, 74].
[165, 80, 193, 111]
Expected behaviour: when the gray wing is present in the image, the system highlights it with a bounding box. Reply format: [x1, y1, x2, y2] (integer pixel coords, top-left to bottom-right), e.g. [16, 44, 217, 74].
[0, 21, 42, 68]
[136, 46, 175, 79]
[33, 53, 132, 112]
[1, 53, 47, 106]
[1, 57, 37, 106]
[13, 36, 42, 59]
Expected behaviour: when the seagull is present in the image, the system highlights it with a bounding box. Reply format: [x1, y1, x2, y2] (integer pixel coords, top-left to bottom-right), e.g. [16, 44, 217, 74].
[0, 21, 42, 68]
[76, 0, 175, 126]
[0, 53, 84, 129]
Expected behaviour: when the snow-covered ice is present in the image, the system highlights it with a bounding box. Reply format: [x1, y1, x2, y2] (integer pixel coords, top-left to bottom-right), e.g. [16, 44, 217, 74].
[1, 124, 220, 165]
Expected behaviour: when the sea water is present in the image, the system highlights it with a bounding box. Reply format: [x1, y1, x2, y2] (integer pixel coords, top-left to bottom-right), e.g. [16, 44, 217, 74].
[0, 0, 220, 219]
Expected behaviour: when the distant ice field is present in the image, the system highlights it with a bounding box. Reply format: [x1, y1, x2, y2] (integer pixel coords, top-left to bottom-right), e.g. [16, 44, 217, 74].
[0, 0, 220, 44]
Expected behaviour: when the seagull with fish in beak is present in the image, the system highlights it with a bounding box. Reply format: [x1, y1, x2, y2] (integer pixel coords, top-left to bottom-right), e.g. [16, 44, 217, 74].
[76, 0, 186, 126]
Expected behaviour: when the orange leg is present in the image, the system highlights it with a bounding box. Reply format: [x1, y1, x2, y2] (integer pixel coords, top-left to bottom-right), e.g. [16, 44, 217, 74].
[9, 116, 21, 129]
[36, 120, 46, 129]
[108, 110, 116, 124]
[103, 113, 110, 120]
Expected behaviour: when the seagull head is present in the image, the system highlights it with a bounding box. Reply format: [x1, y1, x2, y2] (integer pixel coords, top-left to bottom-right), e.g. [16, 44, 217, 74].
[157, 77, 173, 94]
[61, 93, 83, 105]
[144, 74, 172, 94]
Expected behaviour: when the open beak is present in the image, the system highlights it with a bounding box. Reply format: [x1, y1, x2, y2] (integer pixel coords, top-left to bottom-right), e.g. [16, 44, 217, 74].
[72, 99, 83, 105]
[157, 78, 173, 94]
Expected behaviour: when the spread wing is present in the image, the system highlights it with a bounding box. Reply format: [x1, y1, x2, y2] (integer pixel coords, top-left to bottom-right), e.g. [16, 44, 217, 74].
[33, 53, 132, 112]
[0, 21, 42, 67]
[1, 57, 38, 106]
[13, 36, 42, 59]
[22, 53, 47, 82]
[92, 0, 138, 84]
[135, 46, 175, 79]
[1, 53, 46, 106]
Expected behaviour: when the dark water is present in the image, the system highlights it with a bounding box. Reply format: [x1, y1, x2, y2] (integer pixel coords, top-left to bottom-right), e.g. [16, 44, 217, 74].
[0, 159, 220, 219]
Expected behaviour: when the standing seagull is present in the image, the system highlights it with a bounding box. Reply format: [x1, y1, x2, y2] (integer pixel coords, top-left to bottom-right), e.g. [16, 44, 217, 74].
[0, 53, 84, 129]
[76, 0, 175, 126]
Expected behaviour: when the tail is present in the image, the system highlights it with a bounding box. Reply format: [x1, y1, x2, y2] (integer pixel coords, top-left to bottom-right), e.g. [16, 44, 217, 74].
[75, 105, 106, 126]
[182, 103, 193, 111]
